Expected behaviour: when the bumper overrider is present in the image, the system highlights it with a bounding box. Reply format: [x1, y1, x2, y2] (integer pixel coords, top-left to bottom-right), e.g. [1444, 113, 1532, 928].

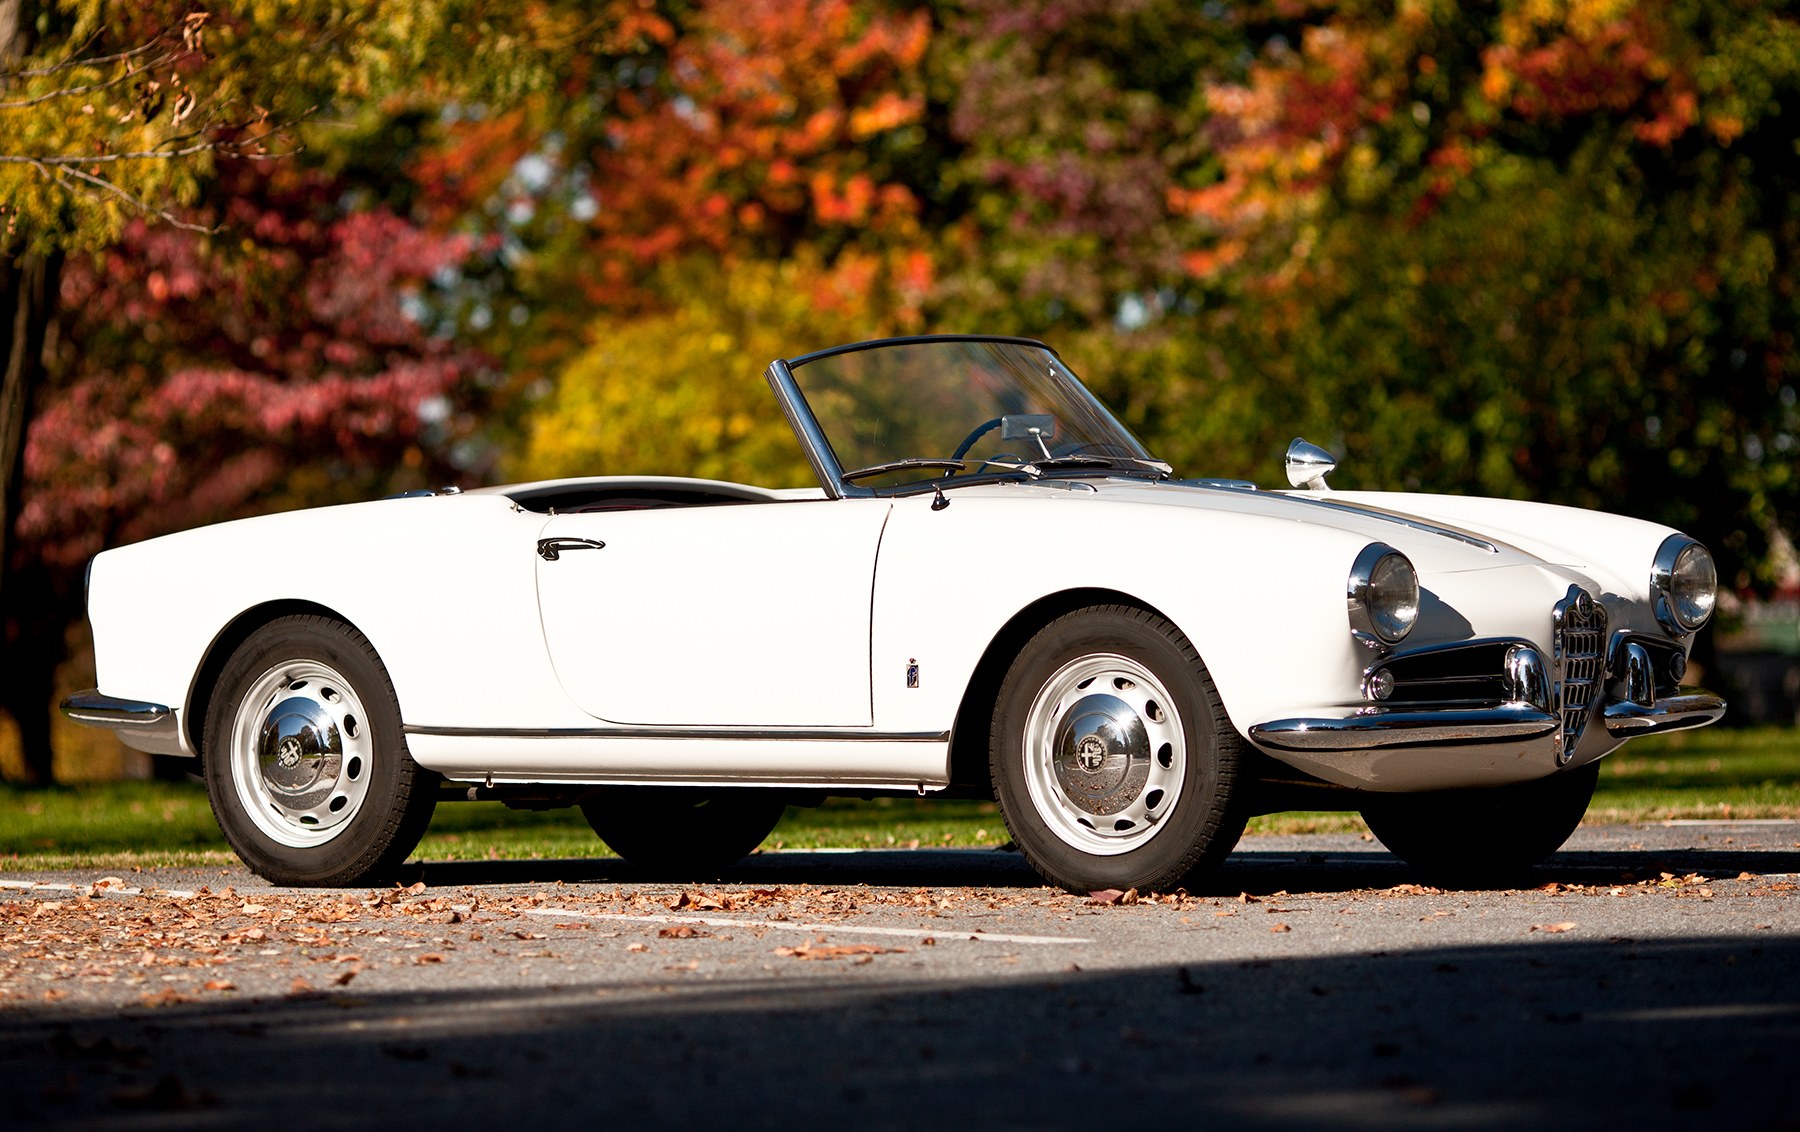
[59, 691, 189, 757]
[1249, 631, 1725, 755]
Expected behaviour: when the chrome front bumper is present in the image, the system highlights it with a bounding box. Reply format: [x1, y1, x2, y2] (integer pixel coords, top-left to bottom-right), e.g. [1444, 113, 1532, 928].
[1601, 690, 1727, 735]
[60, 690, 190, 757]
[1250, 688, 1725, 754]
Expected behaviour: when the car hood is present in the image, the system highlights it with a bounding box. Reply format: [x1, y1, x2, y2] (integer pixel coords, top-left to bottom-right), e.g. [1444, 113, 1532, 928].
[987, 478, 1529, 574]
[966, 476, 1674, 601]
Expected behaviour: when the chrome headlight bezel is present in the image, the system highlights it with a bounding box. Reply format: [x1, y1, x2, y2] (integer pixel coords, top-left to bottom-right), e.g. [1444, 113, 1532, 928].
[1652, 534, 1716, 636]
[1348, 543, 1419, 646]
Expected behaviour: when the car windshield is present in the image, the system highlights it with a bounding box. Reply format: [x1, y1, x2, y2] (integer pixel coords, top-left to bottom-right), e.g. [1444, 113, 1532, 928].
[783, 338, 1162, 489]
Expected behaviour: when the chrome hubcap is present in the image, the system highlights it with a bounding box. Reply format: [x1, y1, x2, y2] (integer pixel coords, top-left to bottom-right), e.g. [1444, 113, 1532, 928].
[229, 660, 373, 848]
[1023, 653, 1185, 855]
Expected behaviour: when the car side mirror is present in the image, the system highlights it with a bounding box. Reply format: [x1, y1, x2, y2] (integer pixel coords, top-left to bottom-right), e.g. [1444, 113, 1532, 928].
[1285, 438, 1336, 491]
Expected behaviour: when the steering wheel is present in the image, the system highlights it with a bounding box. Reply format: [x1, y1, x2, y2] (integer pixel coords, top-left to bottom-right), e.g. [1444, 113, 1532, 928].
[950, 418, 1004, 461]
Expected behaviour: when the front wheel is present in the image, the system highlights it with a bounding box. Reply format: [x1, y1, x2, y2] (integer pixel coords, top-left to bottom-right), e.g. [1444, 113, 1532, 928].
[581, 788, 787, 877]
[990, 605, 1247, 893]
[203, 616, 436, 887]
[1360, 762, 1599, 885]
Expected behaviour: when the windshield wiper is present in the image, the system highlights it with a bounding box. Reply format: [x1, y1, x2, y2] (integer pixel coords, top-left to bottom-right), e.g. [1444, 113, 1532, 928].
[988, 454, 1173, 480]
[841, 457, 967, 483]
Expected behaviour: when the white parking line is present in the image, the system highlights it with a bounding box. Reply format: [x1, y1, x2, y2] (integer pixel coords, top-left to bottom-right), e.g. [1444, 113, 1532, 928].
[1660, 819, 1800, 826]
[522, 906, 1090, 945]
[0, 879, 204, 898]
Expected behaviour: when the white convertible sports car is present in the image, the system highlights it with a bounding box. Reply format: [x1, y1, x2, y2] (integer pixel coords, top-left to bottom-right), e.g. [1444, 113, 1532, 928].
[65, 335, 1725, 891]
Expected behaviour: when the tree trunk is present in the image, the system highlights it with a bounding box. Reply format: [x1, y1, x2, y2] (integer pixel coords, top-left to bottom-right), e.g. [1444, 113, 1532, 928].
[0, 246, 63, 784]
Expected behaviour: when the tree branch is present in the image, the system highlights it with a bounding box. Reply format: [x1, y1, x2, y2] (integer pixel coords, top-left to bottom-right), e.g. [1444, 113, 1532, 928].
[0, 55, 180, 111]
[0, 24, 177, 82]
[29, 159, 218, 235]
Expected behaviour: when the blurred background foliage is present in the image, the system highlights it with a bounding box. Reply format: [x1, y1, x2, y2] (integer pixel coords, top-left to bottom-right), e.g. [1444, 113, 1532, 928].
[2, 0, 1796, 780]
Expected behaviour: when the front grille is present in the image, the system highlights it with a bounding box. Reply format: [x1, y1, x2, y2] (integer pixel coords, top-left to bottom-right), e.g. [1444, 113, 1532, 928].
[1552, 586, 1607, 759]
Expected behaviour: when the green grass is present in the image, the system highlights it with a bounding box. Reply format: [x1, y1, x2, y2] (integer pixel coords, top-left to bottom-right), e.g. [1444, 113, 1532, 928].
[1589, 724, 1800, 821]
[1, 726, 1793, 872]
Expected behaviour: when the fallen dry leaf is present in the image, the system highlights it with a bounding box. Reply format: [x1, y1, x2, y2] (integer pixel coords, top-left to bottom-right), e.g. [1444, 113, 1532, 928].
[201, 980, 235, 992]
[415, 953, 446, 965]
[134, 989, 194, 1008]
[670, 892, 730, 911]
[657, 925, 708, 939]
[1531, 922, 1578, 934]
[775, 943, 904, 961]
[332, 968, 359, 987]
[1270, 923, 1291, 933]
[626, 942, 648, 953]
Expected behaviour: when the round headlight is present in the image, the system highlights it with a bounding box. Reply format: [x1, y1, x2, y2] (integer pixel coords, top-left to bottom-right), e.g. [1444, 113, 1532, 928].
[1653, 535, 1716, 634]
[1348, 544, 1419, 645]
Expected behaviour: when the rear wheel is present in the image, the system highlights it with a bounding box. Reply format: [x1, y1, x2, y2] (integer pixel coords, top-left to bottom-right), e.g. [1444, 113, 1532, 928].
[580, 788, 787, 876]
[203, 616, 435, 887]
[990, 605, 1247, 893]
[1360, 762, 1599, 885]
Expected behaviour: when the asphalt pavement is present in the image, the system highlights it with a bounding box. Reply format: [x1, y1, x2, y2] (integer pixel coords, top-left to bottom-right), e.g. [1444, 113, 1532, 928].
[2, 821, 1797, 1130]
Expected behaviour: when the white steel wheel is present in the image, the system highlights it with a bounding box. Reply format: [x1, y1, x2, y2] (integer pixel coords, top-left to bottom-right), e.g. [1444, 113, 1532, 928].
[227, 659, 375, 848]
[204, 615, 435, 887]
[991, 605, 1247, 894]
[1020, 653, 1188, 856]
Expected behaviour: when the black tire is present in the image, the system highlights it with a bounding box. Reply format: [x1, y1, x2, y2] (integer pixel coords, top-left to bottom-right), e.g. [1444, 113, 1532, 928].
[990, 605, 1248, 893]
[1360, 762, 1599, 885]
[202, 615, 436, 887]
[581, 788, 787, 876]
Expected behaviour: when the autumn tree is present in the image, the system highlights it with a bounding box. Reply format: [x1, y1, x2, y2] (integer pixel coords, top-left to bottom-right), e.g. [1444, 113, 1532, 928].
[494, 0, 938, 484]
[1177, 0, 1799, 589]
[0, 1, 636, 780]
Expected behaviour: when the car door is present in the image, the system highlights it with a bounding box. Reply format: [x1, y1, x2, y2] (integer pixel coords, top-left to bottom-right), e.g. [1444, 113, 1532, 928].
[534, 498, 891, 727]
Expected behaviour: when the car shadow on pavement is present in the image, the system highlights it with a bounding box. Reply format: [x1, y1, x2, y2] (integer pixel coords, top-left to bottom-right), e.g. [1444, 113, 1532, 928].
[3, 934, 1795, 1130]
[401, 843, 1800, 897]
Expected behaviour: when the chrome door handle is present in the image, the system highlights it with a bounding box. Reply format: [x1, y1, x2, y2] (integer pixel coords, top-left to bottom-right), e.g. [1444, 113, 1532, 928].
[537, 537, 606, 561]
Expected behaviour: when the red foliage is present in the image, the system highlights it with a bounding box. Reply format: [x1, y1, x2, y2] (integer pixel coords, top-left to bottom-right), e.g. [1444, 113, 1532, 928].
[19, 162, 487, 570]
[1483, 12, 1700, 146]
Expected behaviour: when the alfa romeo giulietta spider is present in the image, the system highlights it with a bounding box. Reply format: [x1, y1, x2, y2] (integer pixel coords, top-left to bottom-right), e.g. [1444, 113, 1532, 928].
[64, 335, 1726, 891]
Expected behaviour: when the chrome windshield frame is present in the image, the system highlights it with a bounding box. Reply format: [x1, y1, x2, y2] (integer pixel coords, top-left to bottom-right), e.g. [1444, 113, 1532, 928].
[764, 357, 852, 500]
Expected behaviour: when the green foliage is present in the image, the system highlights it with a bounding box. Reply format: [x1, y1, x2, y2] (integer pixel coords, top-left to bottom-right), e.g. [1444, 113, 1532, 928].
[1, 0, 613, 252]
[514, 258, 873, 487]
[1181, 0, 1800, 586]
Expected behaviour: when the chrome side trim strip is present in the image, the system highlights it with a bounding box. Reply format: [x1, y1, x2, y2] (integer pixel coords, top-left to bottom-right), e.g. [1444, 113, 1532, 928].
[403, 724, 950, 743]
[1277, 495, 1501, 553]
[59, 690, 190, 757]
[1249, 705, 1559, 753]
[1602, 690, 1727, 736]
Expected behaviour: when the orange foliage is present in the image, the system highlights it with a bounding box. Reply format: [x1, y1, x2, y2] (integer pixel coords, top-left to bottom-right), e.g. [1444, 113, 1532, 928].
[1179, 3, 1716, 286]
[586, 0, 931, 304]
